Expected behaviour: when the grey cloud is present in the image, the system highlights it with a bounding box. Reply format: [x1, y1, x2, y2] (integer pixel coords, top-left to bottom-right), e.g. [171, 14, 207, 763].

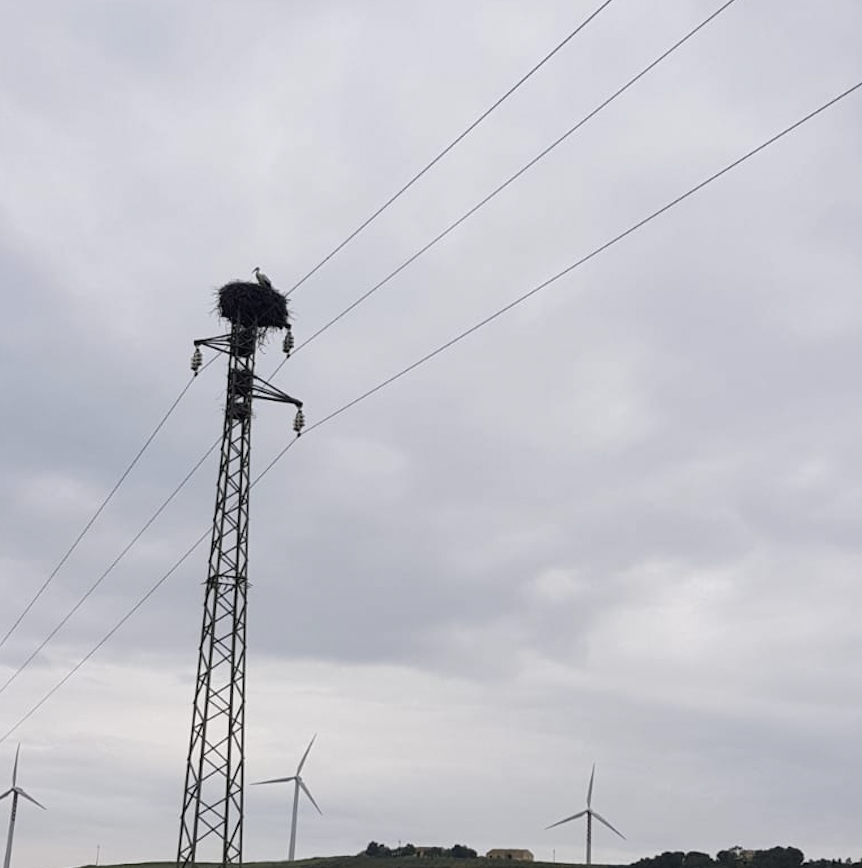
[2, 1, 862, 865]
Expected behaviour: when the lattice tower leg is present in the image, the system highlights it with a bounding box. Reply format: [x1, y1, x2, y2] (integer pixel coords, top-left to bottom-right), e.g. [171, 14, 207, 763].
[177, 323, 258, 868]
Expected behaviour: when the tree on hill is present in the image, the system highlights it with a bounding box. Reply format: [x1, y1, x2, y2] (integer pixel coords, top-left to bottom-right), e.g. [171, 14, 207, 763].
[366, 842, 392, 857]
[752, 847, 804, 868]
[631, 847, 860, 868]
[363, 842, 477, 859]
[633, 851, 686, 868]
[806, 859, 859, 868]
[634, 851, 720, 868]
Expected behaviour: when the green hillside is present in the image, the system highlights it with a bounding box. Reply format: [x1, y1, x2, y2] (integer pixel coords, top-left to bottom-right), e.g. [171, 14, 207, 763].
[80, 844, 858, 868]
[86, 856, 597, 868]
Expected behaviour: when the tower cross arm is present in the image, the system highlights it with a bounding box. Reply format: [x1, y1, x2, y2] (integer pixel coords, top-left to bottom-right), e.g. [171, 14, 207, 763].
[252, 375, 303, 408]
[194, 334, 234, 355]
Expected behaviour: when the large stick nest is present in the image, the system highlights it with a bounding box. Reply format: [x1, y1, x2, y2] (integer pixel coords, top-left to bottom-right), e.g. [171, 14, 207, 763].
[217, 281, 289, 329]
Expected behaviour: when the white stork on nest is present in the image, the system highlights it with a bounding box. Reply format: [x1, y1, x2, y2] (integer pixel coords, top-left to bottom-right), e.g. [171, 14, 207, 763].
[253, 266, 273, 290]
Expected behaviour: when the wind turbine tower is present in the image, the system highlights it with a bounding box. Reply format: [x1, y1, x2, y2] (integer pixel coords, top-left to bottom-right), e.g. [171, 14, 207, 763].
[176, 276, 304, 868]
[545, 764, 624, 866]
[1, 745, 45, 868]
[252, 734, 322, 861]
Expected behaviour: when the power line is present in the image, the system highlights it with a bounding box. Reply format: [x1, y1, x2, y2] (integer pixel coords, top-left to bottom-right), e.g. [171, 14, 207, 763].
[0, 441, 301, 747]
[285, 0, 618, 298]
[5, 0, 728, 665]
[3, 75, 856, 745]
[0, 526, 211, 747]
[0, 0, 619, 709]
[289, 79, 861, 438]
[0, 0, 621, 666]
[0, 361, 214, 652]
[0, 4, 617, 684]
[274, 0, 740, 370]
[93, 1, 735, 638]
[0, 438, 219, 698]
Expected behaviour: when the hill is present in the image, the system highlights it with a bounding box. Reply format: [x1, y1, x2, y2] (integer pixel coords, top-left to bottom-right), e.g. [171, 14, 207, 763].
[85, 855, 600, 868]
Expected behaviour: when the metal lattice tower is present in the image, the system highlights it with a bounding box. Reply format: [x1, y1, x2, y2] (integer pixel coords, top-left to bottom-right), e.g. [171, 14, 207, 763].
[178, 281, 303, 868]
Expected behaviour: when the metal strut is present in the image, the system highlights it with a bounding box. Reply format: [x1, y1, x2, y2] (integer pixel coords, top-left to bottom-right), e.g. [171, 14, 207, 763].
[178, 320, 301, 868]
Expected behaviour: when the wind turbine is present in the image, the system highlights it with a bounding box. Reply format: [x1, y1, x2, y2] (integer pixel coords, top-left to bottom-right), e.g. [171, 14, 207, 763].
[252, 734, 322, 861]
[1, 745, 45, 868]
[545, 764, 624, 866]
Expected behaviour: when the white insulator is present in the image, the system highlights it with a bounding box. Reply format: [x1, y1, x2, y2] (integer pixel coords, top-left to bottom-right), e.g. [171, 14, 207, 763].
[191, 347, 203, 375]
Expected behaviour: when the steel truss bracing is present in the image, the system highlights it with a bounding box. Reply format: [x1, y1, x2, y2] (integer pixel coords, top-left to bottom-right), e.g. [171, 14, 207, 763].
[178, 319, 301, 868]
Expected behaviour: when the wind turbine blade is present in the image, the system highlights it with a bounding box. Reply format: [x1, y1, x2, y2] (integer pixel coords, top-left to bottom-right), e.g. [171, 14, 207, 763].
[587, 763, 595, 808]
[12, 744, 20, 787]
[15, 788, 46, 810]
[591, 810, 625, 840]
[299, 779, 322, 815]
[545, 809, 588, 830]
[297, 734, 317, 775]
[0, 788, 11, 801]
[251, 775, 297, 786]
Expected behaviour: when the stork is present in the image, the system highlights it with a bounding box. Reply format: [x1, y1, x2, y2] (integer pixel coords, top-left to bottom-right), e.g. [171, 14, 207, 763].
[253, 266, 273, 290]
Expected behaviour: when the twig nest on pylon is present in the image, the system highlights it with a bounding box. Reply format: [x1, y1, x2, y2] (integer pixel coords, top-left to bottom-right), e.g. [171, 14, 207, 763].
[217, 281, 289, 329]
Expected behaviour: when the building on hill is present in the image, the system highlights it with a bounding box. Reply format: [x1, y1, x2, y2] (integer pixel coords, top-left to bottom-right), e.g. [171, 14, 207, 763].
[486, 850, 534, 861]
[724, 848, 756, 863]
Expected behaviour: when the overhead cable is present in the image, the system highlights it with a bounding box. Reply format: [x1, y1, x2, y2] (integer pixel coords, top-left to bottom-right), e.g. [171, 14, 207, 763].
[285, 0, 618, 297]
[0, 0, 620, 665]
[0, 440, 219, 697]
[272, 0, 740, 374]
[0, 362, 214, 652]
[3, 75, 857, 745]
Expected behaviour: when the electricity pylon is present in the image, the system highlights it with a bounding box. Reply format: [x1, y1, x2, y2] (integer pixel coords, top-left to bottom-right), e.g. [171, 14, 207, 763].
[177, 281, 303, 868]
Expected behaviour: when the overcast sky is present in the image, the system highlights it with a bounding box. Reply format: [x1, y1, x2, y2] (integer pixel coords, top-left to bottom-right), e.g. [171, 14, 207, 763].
[1, 2, 861, 867]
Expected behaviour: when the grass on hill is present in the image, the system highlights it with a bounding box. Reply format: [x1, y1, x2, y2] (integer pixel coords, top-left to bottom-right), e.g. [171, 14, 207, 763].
[85, 854, 609, 868]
